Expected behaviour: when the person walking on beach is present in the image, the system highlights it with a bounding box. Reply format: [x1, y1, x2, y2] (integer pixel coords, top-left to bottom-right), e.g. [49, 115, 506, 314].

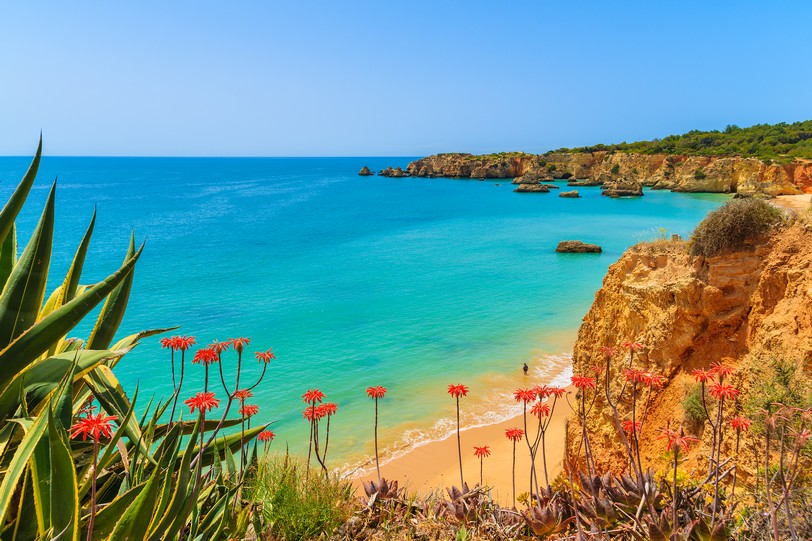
[522, 363, 528, 375]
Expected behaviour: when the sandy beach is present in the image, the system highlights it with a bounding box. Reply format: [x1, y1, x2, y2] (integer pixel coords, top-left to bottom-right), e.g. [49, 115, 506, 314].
[352, 388, 573, 507]
[773, 193, 812, 211]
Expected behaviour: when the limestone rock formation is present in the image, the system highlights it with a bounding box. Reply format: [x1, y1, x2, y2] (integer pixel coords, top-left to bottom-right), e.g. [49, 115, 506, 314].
[601, 179, 643, 197]
[398, 152, 812, 196]
[559, 190, 580, 198]
[567, 223, 812, 472]
[555, 240, 602, 253]
[514, 183, 550, 193]
[379, 166, 408, 178]
[358, 166, 373, 176]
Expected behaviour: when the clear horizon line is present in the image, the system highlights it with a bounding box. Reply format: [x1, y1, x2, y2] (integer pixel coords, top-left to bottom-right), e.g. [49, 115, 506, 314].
[0, 154, 426, 159]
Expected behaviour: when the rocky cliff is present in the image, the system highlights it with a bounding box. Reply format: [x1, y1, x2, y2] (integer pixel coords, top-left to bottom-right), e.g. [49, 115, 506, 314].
[566, 220, 812, 472]
[405, 152, 812, 196]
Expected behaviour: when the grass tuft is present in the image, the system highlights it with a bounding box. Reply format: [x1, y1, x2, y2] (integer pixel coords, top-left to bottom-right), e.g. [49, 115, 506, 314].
[689, 198, 783, 257]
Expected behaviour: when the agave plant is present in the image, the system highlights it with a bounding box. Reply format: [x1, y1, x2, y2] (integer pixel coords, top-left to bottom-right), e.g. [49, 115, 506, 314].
[0, 140, 268, 540]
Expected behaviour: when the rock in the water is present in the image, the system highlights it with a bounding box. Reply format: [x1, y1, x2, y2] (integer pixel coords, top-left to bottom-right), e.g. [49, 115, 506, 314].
[602, 179, 643, 197]
[559, 190, 581, 198]
[358, 166, 373, 176]
[514, 183, 550, 193]
[541, 183, 559, 189]
[555, 240, 602, 253]
[567, 178, 602, 187]
[379, 166, 409, 178]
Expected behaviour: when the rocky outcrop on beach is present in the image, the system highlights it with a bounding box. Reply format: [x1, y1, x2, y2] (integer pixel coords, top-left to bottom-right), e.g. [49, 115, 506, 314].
[566, 222, 812, 472]
[559, 190, 580, 198]
[601, 179, 643, 197]
[555, 240, 602, 253]
[514, 183, 549, 193]
[358, 166, 373, 176]
[402, 152, 812, 196]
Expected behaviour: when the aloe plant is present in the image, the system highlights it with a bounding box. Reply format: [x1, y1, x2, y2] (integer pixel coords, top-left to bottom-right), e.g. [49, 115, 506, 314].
[0, 140, 266, 540]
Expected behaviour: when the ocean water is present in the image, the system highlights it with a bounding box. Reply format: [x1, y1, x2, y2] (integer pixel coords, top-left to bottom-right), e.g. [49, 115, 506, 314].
[0, 156, 729, 469]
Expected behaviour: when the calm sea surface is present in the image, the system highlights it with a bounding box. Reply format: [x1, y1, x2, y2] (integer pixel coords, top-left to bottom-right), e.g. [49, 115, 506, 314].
[0, 156, 728, 468]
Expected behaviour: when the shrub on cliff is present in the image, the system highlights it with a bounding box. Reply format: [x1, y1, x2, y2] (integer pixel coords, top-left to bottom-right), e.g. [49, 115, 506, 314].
[689, 198, 783, 257]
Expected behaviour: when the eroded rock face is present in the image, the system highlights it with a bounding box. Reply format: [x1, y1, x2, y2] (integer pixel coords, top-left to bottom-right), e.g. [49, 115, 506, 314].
[559, 190, 581, 198]
[566, 224, 812, 473]
[379, 166, 409, 177]
[514, 183, 550, 193]
[400, 153, 812, 196]
[358, 166, 373, 176]
[555, 240, 602, 253]
[601, 179, 643, 197]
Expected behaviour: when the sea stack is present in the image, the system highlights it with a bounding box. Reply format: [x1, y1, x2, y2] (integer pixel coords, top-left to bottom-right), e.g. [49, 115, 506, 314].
[359, 166, 373, 176]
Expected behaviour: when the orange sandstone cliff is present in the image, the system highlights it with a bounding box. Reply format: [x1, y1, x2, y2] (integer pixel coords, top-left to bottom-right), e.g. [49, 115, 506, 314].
[565, 221, 812, 474]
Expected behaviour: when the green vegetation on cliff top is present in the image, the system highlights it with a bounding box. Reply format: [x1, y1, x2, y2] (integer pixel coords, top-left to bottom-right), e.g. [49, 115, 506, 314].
[552, 120, 812, 163]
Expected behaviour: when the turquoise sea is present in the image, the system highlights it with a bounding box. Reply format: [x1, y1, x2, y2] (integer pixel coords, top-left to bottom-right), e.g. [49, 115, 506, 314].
[0, 156, 729, 470]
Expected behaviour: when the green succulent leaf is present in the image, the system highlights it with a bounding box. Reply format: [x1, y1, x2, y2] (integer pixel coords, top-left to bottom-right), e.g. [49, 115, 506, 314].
[87, 232, 135, 350]
[0, 135, 41, 248]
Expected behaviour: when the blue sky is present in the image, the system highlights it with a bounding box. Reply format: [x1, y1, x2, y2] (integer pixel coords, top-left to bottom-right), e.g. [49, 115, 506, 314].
[1, 1, 810, 156]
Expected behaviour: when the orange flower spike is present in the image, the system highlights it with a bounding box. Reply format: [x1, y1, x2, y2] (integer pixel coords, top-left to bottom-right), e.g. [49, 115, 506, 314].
[231, 337, 251, 354]
[513, 388, 537, 404]
[623, 368, 644, 383]
[184, 392, 220, 414]
[598, 345, 618, 357]
[710, 361, 735, 380]
[548, 386, 566, 398]
[622, 419, 642, 435]
[258, 430, 275, 442]
[729, 417, 752, 432]
[505, 427, 524, 443]
[232, 388, 253, 403]
[321, 402, 338, 416]
[447, 384, 469, 398]
[658, 427, 699, 453]
[571, 374, 596, 390]
[623, 341, 644, 351]
[239, 404, 259, 418]
[691, 368, 713, 383]
[70, 413, 117, 441]
[709, 383, 740, 400]
[366, 386, 387, 399]
[640, 372, 666, 389]
[209, 340, 231, 355]
[530, 402, 550, 418]
[192, 347, 219, 365]
[255, 348, 276, 363]
[301, 388, 325, 404]
[473, 445, 491, 459]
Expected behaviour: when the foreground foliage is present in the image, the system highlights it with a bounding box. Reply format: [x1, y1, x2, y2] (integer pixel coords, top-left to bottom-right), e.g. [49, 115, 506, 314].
[689, 198, 783, 257]
[0, 141, 267, 540]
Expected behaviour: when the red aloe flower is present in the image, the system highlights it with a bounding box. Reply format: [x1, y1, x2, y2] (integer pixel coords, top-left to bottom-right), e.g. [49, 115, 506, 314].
[302, 388, 325, 404]
[184, 392, 220, 414]
[70, 413, 118, 441]
[658, 427, 699, 453]
[513, 388, 537, 403]
[232, 388, 253, 402]
[231, 337, 251, 353]
[209, 339, 231, 354]
[531, 402, 551, 418]
[303, 406, 327, 421]
[639, 372, 666, 389]
[255, 348, 276, 363]
[366, 385, 387, 399]
[709, 383, 740, 400]
[321, 402, 338, 416]
[598, 345, 618, 357]
[175, 336, 196, 351]
[571, 374, 596, 390]
[534, 385, 553, 398]
[258, 430, 275, 442]
[622, 419, 642, 435]
[692, 368, 713, 383]
[473, 445, 491, 459]
[505, 427, 525, 443]
[729, 416, 752, 432]
[447, 384, 469, 398]
[623, 341, 644, 351]
[239, 404, 259, 418]
[160, 337, 174, 349]
[547, 386, 566, 398]
[623, 368, 644, 383]
[192, 347, 219, 365]
[710, 361, 734, 380]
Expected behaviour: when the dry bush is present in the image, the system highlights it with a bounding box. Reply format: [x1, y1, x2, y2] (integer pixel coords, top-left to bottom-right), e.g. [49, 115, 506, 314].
[689, 198, 783, 257]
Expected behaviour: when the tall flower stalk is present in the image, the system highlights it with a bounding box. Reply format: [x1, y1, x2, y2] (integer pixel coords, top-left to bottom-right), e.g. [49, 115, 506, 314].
[569, 373, 597, 477]
[366, 385, 387, 482]
[473, 445, 491, 486]
[514, 388, 538, 495]
[258, 429, 276, 453]
[70, 412, 117, 541]
[447, 384, 469, 488]
[302, 388, 326, 477]
[659, 427, 699, 533]
[505, 427, 524, 509]
[532, 385, 566, 490]
[161, 335, 196, 429]
[729, 416, 751, 499]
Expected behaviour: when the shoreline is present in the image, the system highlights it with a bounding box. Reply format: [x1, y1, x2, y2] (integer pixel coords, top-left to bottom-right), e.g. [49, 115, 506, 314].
[773, 193, 812, 211]
[350, 384, 575, 507]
